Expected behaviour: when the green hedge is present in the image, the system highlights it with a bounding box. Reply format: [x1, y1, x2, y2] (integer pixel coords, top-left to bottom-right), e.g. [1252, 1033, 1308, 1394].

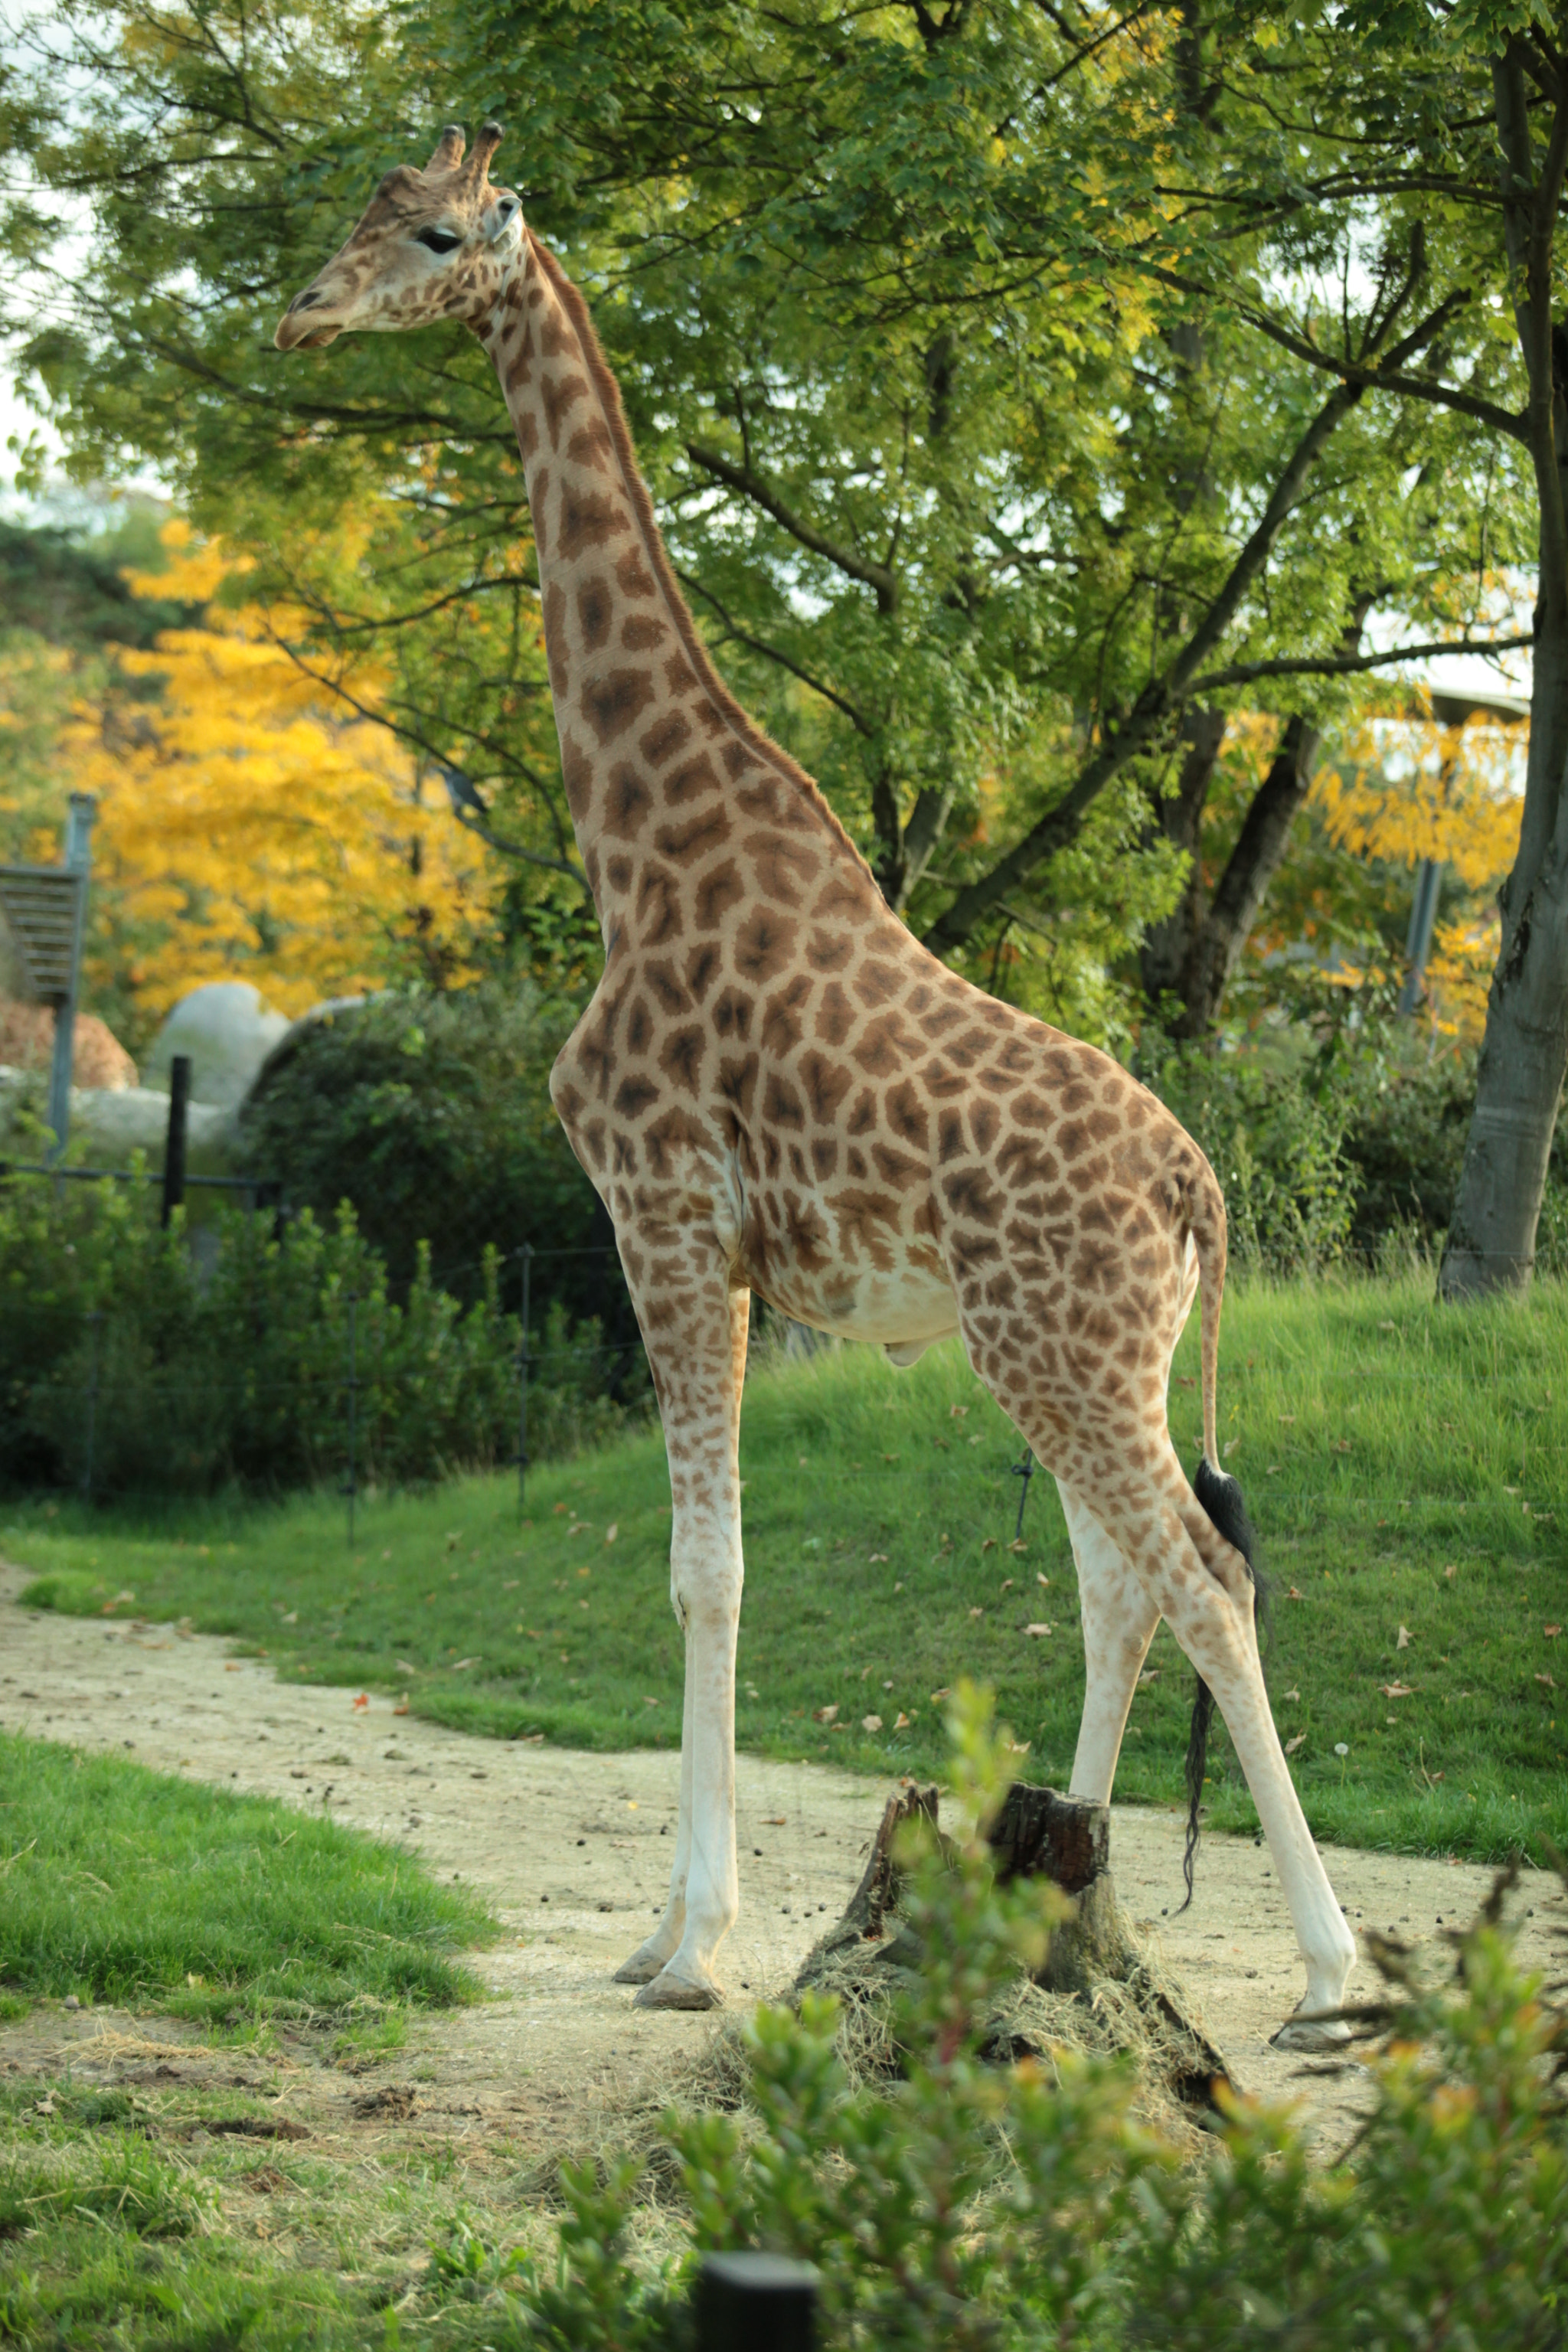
[0, 1171, 648, 1497]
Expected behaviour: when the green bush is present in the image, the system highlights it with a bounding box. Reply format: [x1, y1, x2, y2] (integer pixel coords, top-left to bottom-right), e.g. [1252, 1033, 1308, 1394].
[237, 978, 619, 1321]
[0, 1171, 648, 1497]
[442, 1691, 1568, 2351]
[1148, 1017, 1568, 1276]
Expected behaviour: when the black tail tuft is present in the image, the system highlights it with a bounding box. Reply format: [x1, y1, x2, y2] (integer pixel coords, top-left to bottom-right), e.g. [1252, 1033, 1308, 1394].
[1180, 1458, 1266, 1912]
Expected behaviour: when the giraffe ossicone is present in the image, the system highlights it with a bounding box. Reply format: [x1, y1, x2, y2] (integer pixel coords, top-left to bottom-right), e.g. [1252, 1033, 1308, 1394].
[276, 124, 1357, 2046]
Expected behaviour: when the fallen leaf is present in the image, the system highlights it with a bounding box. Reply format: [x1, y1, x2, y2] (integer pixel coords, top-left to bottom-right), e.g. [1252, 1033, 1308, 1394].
[395, 1660, 417, 1676]
[1175, 1375, 1195, 1390]
[765, 1816, 786, 1826]
[1277, 1414, 1296, 1426]
[1001, 1576, 1014, 1591]
[868, 1551, 889, 1563]
[392, 1700, 410, 1717]
[930, 1687, 951, 1703]
[1037, 1573, 1050, 1588]
[1024, 1622, 1054, 1638]
[1444, 1563, 1458, 1581]
[1396, 1625, 1412, 1649]
[1331, 1439, 1352, 1454]
[883, 1678, 894, 1690]
[1535, 1672, 1557, 1688]
[949, 1404, 969, 1419]
[1138, 1668, 1160, 1685]
[552, 1501, 568, 1516]
[981, 1537, 997, 1553]
[893, 1711, 911, 1730]
[1282, 1687, 1300, 1701]
[1223, 1437, 1240, 1459]
[882, 1452, 900, 1464]
[605, 1524, 618, 1545]
[1547, 1625, 1563, 1638]
[644, 1696, 658, 1707]
[1285, 1586, 1304, 1601]
[352, 1694, 369, 1710]
[1006, 1739, 1031, 1755]
[451, 1658, 479, 1671]
[1285, 1733, 1307, 1755]
[1007, 1537, 1027, 1555]
[969, 1606, 985, 1619]
[1380, 1682, 1414, 1699]
[813, 1704, 839, 1725]
[862, 1713, 884, 1733]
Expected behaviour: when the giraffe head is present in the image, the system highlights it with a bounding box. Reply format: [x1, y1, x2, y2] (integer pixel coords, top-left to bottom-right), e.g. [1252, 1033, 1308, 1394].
[274, 122, 522, 351]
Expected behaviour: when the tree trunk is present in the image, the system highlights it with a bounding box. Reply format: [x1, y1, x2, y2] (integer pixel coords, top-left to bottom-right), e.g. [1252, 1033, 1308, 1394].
[1442, 48, 1568, 1296]
[1441, 634, 1568, 1294]
[1140, 711, 1321, 1039]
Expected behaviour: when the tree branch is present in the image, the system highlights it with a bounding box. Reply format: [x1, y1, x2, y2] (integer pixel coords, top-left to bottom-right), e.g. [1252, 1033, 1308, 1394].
[1147, 273, 1523, 442]
[921, 284, 1461, 960]
[676, 570, 877, 735]
[684, 440, 900, 613]
[1191, 632, 1534, 694]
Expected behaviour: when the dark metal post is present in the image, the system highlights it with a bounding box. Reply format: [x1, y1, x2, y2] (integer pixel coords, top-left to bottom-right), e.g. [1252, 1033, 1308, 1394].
[161, 1054, 191, 1230]
[1011, 1444, 1036, 1542]
[1399, 857, 1443, 1015]
[694, 2253, 818, 2352]
[342, 1292, 360, 1549]
[82, 1308, 103, 1504]
[45, 792, 96, 1159]
[517, 1242, 532, 1516]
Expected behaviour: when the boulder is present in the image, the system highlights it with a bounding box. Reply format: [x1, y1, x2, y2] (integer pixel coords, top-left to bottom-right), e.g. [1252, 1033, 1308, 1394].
[142, 982, 290, 1109]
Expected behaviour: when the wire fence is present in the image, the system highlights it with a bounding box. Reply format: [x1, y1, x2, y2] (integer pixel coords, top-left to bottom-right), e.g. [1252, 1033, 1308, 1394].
[2, 1154, 652, 1523]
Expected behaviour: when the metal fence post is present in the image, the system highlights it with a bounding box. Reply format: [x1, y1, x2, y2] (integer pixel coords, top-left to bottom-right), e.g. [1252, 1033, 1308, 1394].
[517, 1242, 532, 1517]
[161, 1054, 191, 1230]
[694, 2252, 818, 2352]
[1011, 1443, 1036, 1541]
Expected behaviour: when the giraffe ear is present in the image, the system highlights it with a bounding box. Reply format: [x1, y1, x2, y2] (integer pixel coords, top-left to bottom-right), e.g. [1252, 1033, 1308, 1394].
[426, 123, 466, 174]
[485, 191, 522, 247]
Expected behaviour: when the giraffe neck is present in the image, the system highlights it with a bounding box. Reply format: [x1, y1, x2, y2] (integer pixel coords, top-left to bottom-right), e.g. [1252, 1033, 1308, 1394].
[482, 231, 872, 943]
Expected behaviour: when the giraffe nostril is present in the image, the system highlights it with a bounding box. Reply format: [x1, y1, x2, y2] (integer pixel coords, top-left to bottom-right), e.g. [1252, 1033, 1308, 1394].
[289, 288, 323, 314]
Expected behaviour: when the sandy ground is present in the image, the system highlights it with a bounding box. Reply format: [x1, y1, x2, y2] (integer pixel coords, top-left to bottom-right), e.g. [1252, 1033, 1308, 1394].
[2, 1559, 1563, 2160]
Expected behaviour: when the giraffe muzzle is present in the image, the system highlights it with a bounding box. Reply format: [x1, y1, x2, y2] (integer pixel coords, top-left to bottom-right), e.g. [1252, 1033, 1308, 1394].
[275, 289, 342, 352]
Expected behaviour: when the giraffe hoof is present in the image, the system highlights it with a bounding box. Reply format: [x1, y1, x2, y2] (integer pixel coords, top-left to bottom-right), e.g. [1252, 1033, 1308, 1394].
[1270, 2011, 1352, 2053]
[632, 1968, 723, 2012]
[612, 1943, 670, 1986]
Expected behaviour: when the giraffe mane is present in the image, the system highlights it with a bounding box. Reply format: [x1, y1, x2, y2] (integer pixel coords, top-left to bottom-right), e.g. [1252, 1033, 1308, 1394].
[528, 232, 881, 901]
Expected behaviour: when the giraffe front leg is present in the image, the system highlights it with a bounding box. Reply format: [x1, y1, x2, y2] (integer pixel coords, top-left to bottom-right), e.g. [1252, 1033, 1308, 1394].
[616, 1274, 747, 2012]
[612, 1626, 695, 1984]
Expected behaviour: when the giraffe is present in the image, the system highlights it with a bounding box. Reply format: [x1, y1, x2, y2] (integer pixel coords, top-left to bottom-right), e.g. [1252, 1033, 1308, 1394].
[276, 122, 1357, 2045]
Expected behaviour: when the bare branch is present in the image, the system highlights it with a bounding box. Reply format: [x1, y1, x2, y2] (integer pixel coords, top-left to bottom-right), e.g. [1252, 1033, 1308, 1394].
[684, 440, 900, 613]
[1191, 632, 1534, 694]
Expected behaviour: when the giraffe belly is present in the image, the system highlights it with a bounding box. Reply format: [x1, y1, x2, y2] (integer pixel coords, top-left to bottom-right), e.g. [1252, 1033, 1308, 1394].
[750, 1252, 959, 1351]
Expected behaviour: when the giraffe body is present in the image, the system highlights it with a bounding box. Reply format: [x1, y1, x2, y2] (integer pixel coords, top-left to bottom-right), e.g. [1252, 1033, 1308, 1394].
[277, 126, 1356, 2043]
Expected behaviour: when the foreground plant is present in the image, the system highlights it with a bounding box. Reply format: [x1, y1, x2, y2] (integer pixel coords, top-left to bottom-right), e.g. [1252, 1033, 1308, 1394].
[461, 1690, 1567, 2351]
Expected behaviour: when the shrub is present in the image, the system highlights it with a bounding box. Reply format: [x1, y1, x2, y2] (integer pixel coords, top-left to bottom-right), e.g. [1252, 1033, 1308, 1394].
[442, 1691, 1568, 2350]
[0, 1171, 648, 1496]
[237, 978, 619, 1321]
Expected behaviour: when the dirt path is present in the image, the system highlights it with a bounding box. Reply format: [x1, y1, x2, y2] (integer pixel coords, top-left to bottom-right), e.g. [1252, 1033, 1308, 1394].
[2, 1560, 1561, 2158]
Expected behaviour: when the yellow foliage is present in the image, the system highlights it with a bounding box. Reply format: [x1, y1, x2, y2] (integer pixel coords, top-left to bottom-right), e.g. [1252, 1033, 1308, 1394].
[60, 525, 501, 1019]
[1312, 710, 1525, 891]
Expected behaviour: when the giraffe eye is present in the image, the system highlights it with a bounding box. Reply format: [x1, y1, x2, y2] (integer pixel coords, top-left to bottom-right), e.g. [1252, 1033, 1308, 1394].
[415, 227, 462, 255]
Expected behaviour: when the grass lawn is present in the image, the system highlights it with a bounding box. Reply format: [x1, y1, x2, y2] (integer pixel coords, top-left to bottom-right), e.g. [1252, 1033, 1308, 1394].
[0, 1732, 494, 2021]
[6, 1274, 1567, 1864]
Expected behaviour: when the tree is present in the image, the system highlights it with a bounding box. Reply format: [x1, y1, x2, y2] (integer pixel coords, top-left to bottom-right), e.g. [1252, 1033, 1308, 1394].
[0, 0, 1533, 1060]
[44, 524, 503, 1032]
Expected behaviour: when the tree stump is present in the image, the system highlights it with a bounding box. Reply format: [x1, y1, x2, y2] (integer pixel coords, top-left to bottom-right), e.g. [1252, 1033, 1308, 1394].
[796, 1779, 1237, 2121]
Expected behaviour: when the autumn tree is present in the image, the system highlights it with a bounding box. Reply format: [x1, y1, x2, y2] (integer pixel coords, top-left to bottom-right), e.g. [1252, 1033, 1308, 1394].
[7, 523, 503, 1038]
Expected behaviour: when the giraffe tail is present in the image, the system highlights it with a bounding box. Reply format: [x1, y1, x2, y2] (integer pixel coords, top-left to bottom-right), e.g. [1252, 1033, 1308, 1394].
[1179, 1160, 1265, 1911]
